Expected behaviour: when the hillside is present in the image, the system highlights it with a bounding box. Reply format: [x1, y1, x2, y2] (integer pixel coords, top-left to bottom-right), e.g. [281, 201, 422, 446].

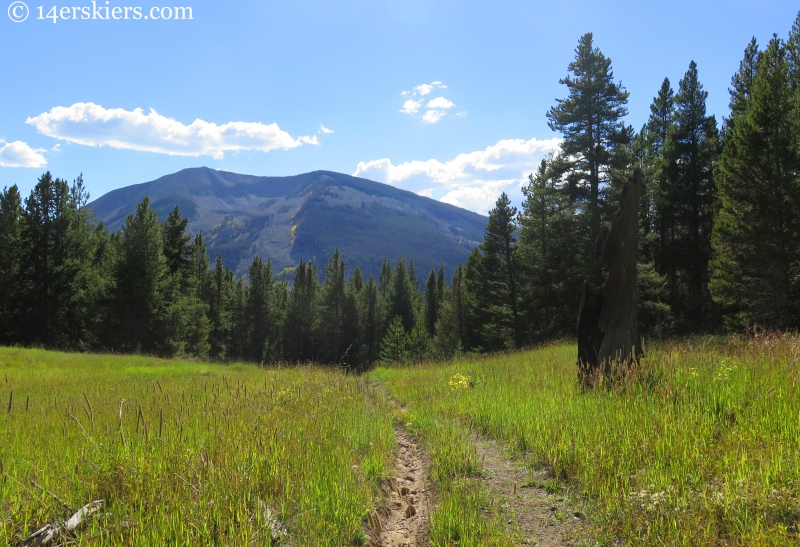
[86, 167, 487, 280]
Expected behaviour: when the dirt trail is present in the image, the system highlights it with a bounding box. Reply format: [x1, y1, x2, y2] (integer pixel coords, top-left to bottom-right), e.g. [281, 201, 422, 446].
[366, 424, 431, 547]
[472, 433, 587, 546]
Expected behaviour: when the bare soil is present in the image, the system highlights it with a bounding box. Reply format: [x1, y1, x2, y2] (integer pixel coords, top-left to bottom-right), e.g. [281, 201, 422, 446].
[365, 424, 431, 547]
[472, 432, 589, 546]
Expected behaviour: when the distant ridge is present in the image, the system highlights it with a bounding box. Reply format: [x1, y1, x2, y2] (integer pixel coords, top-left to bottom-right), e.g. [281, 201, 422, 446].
[87, 167, 487, 281]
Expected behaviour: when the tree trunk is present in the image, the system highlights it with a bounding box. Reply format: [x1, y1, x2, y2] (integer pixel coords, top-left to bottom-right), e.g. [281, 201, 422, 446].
[577, 169, 643, 384]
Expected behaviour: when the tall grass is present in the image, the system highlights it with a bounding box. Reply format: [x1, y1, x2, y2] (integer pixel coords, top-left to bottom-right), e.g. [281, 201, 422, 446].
[0, 347, 395, 546]
[374, 333, 800, 546]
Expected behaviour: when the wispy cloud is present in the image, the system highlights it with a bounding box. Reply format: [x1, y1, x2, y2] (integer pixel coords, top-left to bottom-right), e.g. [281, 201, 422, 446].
[353, 137, 561, 214]
[0, 140, 47, 168]
[319, 125, 334, 134]
[26, 103, 318, 160]
[422, 110, 446, 124]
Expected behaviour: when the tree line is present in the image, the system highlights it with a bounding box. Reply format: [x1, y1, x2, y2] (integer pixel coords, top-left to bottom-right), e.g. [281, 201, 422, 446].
[1, 15, 799, 365]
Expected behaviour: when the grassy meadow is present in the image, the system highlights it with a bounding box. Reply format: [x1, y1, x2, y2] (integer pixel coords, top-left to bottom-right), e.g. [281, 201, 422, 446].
[0, 348, 394, 546]
[2, 333, 799, 546]
[372, 333, 800, 546]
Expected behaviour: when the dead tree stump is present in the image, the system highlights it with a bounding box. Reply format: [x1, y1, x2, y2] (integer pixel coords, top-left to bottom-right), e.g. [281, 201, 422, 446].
[577, 169, 643, 384]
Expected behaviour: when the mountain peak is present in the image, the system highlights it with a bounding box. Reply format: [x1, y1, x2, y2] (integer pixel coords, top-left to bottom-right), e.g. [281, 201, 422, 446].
[87, 168, 486, 280]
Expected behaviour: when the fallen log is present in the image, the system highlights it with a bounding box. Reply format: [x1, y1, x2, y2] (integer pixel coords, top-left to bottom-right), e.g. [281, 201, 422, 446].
[22, 499, 103, 546]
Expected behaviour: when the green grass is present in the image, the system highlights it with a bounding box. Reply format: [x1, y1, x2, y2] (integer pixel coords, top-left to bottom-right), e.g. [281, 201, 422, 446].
[0, 347, 395, 546]
[372, 333, 800, 546]
[5, 335, 798, 546]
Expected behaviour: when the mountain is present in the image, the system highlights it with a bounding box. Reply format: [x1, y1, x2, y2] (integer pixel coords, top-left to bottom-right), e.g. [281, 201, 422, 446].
[86, 167, 487, 281]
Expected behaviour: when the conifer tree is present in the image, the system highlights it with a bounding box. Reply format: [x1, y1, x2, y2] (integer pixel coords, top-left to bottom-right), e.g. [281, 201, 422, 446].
[378, 258, 392, 296]
[358, 276, 382, 364]
[389, 256, 416, 332]
[114, 196, 171, 353]
[711, 36, 800, 328]
[341, 268, 361, 368]
[547, 32, 630, 254]
[318, 250, 348, 363]
[480, 192, 521, 348]
[18, 173, 108, 348]
[209, 254, 234, 359]
[661, 61, 720, 330]
[436, 263, 445, 306]
[424, 269, 438, 338]
[246, 256, 275, 362]
[408, 316, 433, 363]
[462, 247, 485, 351]
[285, 260, 318, 361]
[518, 160, 582, 341]
[0, 186, 22, 343]
[728, 38, 762, 126]
[162, 206, 191, 277]
[380, 315, 408, 363]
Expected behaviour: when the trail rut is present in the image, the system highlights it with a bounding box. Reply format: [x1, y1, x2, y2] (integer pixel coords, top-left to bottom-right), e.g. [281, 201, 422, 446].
[366, 424, 430, 547]
[473, 433, 588, 546]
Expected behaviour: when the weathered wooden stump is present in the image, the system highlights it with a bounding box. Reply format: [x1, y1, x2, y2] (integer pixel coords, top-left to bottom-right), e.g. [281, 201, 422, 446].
[577, 169, 643, 385]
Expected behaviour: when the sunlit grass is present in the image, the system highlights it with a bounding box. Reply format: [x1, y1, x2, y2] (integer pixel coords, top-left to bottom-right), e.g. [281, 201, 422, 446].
[374, 333, 800, 546]
[0, 347, 395, 546]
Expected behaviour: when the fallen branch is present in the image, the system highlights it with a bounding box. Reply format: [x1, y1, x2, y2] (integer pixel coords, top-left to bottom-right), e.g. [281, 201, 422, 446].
[22, 500, 103, 546]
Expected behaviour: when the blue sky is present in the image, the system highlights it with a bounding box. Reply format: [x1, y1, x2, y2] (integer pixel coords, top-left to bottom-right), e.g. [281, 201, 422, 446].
[1, 0, 798, 214]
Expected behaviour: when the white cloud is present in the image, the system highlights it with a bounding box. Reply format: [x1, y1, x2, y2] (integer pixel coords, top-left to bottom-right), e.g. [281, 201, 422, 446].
[413, 81, 447, 96]
[26, 103, 317, 160]
[455, 111, 467, 117]
[353, 136, 561, 214]
[400, 100, 421, 115]
[425, 97, 455, 109]
[319, 125, 334, 134]
[0, 140, 47, 168]
[422, 109, 446, 124]
[401, 82, 455, 123]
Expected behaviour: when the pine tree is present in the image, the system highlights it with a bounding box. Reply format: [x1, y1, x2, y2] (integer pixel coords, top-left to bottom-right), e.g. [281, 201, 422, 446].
[246, 256, 275, 362]
[342, 268, 361, 368]
[114, 196, 171, 354]
[480, 192, 521, 348]
[378, 258, 392, 296]
[388, 256, 415, 332]
[547, 32, 630, 253]
[18, 173, 108, 348]
[518, 160, 582, 341]
[436, 263, 445, 307]
[285, 260, 318, 361]
[462, 248, 485, 351]
[358, 276, 382, 365]
[162, 206, 191, 277]
[434, 284, 462, 358]
[408, 316, 433, 363]
[318, 250, 347, 363]
[209, 254, 234, 359]
[711, 36, 800, 328]
[0, 186, 22, 343]
[641, 78, 676, 273]
[728, 38, 762, 126]
[424, 269, 438, 338]
[661, 61, 720, 330]
[380, 315, 408, 363]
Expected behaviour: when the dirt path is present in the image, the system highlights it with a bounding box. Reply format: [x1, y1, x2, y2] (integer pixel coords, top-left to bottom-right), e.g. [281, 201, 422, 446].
[472, 432, 587, 546]
[366, 423, 431, 547]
